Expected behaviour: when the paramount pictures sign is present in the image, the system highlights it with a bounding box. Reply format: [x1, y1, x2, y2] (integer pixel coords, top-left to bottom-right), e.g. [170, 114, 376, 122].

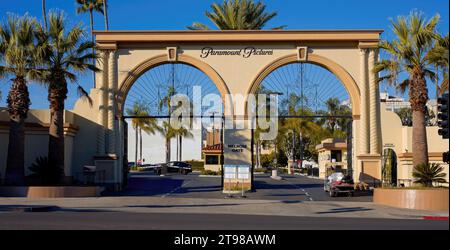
[200, 47, 274, 58]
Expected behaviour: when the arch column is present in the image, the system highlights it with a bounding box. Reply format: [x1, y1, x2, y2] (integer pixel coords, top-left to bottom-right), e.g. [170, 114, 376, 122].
[107, 50, 117, 155]
[359, 48, 369, 155]
[368, 49, 380, 155]
[97, 50, 109, 155]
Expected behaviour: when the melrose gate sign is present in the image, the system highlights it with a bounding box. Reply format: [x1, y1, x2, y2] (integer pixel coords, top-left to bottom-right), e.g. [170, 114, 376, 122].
[74, 30, 384, 190]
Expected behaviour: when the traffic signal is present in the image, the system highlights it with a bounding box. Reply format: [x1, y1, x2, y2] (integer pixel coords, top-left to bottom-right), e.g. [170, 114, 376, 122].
[437, 93, 449, 139]
[443, 151, 449, 164]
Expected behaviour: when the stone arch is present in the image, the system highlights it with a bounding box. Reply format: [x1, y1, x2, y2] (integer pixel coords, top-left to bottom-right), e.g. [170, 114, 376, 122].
[117, 53, 231, 116]
[247, 53, 361, 117]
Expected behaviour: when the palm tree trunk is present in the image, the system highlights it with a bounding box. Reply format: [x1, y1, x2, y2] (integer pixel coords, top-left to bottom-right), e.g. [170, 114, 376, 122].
[134, 125, 138, 165]
[410, 75, 429, 167]
[256, 140, 261, 168]
[48, 78, 68, 181]
[176, 135, 179, 161]
[42, 0, 47, 30]
[89, 9, 96, 88]
[103, 0, 109, 30]
[179, 135, 182, 161]
[139, 127, 142, 162]
[5, 77, 29, 185]
[166, 137, 171, 163]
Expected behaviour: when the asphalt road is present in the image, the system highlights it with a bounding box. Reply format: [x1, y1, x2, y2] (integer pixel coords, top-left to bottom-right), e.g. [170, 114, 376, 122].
[104, 172, 373, 202]
[0, 211, 446, 230]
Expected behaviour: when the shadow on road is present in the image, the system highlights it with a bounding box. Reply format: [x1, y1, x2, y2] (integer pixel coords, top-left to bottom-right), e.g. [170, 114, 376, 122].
[316, 207, 373, 214]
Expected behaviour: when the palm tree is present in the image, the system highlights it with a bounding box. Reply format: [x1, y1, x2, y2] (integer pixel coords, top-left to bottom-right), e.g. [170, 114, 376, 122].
[157, 121, 178, 163]
[76, 0, 104, 88]
[42, 0, 47, 30]
[103, 0, 109, 30]
[36, 11, 98, 176]
[412, 163, 446, 187]
[187, 0, 285, 30]
[374, 11, 440, 167]
[126, 101, 158, 165]
[0, 15, 41, 184]
[428, 33, 449, 96]
[76, 0, 104, 40]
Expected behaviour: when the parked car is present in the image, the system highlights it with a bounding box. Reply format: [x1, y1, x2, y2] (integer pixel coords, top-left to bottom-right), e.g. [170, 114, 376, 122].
[155, 161, 192, 175]
[139, 164, 159, 171]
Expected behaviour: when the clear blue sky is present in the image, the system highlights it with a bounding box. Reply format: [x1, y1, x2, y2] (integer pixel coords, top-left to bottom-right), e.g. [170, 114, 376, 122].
[0, 0, 449, 109]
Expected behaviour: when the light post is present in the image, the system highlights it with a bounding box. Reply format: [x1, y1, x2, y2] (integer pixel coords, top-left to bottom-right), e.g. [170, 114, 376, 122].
[265, 91, 282, 179]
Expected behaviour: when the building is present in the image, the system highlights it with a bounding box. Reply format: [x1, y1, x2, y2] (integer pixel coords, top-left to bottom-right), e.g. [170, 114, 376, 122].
[316, 138, 348, 179]
[202, 129, 223, 172]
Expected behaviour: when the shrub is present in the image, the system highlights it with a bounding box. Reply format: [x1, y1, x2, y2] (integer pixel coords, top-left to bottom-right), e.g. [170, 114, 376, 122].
[186, 160, 204, 171]
[412, 163, 447, 187]
[28, 156, 63, 185]
[200, 169, 219, 176]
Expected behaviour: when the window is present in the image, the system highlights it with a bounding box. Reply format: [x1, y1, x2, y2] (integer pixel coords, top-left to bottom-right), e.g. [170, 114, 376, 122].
[205, 155, 219, 165]
[331, 150, 342, 162]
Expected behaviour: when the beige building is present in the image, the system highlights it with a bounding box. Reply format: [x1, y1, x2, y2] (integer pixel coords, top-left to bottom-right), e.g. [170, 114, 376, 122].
[1, 30, 388, 191]
[316, 138, 348, 179]
[315, 102, 449, 185]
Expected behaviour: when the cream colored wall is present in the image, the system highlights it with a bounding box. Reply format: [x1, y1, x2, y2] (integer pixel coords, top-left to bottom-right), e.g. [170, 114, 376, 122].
[0, 109, 79, 179]
[380, 103, 449, 183]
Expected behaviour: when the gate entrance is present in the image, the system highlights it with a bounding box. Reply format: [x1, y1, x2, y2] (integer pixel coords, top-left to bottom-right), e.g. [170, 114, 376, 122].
[72, 30, 384, 190]
[248, 62, 353, 191]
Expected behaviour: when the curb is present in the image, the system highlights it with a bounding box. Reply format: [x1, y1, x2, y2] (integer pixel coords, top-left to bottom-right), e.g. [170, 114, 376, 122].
[422, 216, 449, 220]
[0, 205, 60, 213]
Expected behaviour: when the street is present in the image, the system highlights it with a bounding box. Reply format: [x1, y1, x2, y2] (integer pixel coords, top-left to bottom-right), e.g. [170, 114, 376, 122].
[0, 211, 447, 230]
[104, 172, 373, 202]
[1, 172, 447, 230]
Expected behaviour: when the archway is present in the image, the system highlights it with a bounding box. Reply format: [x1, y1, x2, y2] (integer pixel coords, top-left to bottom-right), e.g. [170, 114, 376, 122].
[247, 56, 355, 195]
[116, 59, 227, 197]
[117, 54, 231, 117]
[247, 54, 361, 118]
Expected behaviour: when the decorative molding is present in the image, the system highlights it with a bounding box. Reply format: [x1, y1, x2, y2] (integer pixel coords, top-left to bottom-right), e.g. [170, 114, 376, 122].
[297, 46, 308, 61]
[358, 41, 379, 49]
[167, 47, 178, 61]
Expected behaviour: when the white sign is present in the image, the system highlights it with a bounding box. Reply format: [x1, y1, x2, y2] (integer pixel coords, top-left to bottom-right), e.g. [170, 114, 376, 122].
[224, 165, 237, 179]
[237, 165, 250, 180]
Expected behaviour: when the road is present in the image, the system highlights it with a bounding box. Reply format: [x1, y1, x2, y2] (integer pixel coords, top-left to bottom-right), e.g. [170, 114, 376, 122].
[0, 211, 446, 230]
[104, 172, 372, 202]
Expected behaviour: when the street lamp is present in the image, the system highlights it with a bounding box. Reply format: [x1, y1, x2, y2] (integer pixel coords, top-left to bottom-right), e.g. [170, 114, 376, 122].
[264, 91, 282, 179]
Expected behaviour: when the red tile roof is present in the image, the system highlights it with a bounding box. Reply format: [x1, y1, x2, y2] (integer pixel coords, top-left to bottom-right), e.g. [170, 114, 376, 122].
[202, 144, 223, 152]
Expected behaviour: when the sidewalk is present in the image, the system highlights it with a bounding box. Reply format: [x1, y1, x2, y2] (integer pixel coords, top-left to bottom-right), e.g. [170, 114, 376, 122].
[0, 196, 447, 220]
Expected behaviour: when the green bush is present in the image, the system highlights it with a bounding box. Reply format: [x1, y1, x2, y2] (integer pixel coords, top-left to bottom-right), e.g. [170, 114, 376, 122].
[200, 169, 219, 175]
[28, 156, 63, 185]
[412, 163, 447, 187]
[186, 160, 204, 171]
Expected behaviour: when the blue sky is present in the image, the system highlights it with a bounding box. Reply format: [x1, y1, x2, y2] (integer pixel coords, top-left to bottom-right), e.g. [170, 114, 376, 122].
[0, 0, 449, 109]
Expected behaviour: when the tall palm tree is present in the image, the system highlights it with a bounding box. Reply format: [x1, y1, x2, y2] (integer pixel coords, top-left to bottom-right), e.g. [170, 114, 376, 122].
[428, 33, 449, 96]
[42, 0, 47, 30]
[103, 0, 109, 30]
[187, 0, 285, 30]
[76, 0, 104, 40]
[374, 11, 440, 167]
[0, 15, 41, 184]
[36, 11, 98, 176]
[157, 121, 178, 163]
[76, 0, 104, 88]
[126, 101, 158, 165]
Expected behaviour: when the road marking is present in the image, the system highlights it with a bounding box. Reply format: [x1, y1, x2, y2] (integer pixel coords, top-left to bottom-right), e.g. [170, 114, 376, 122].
[161, 180, 193, 198]
[284, 178, 315, 201]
